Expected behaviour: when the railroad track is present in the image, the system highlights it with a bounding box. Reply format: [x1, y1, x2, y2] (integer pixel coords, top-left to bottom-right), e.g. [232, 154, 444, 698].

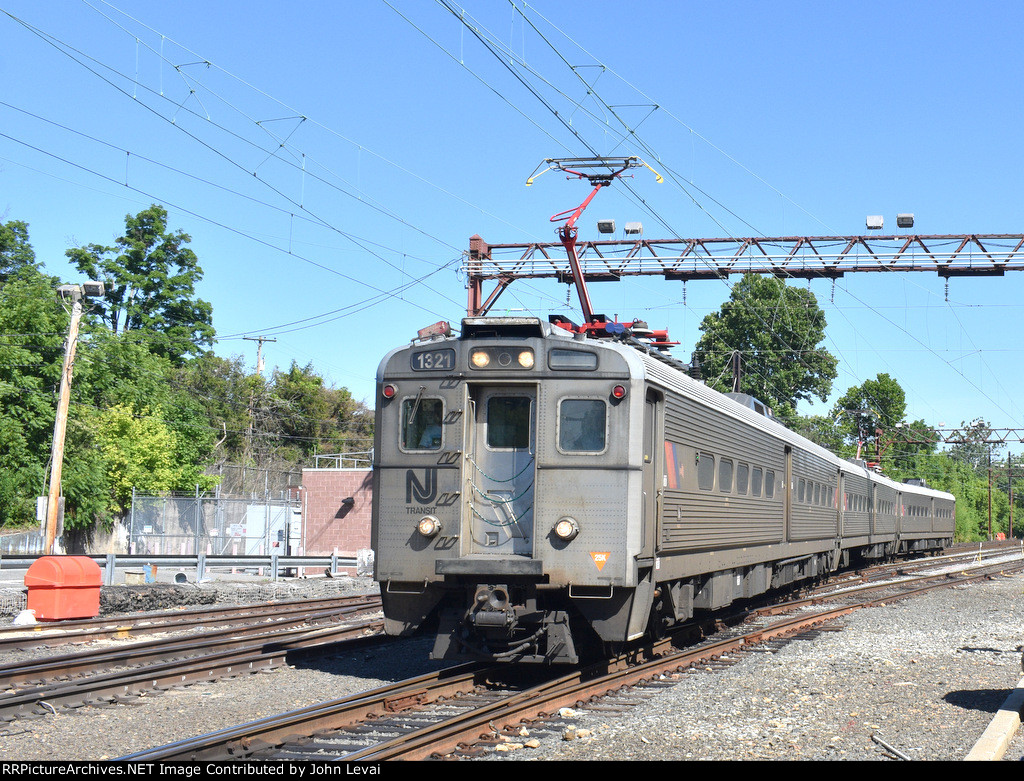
[117, 555, 1024, 761]
[0, 594, 383, 652]
[0, 596, 385, 721]
[789, 543, 1023, 598]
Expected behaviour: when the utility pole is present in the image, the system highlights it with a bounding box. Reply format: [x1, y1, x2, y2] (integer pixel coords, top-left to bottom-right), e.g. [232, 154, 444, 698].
[244, 335, 276, 377]
[1009, 454, 1014, 539]
[988, 448, 993, 540]
[242, 336, 276, 498]
[45, 282, 103, 555]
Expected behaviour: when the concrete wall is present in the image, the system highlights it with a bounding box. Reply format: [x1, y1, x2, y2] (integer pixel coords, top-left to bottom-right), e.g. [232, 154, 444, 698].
[300, 469, 373, 572]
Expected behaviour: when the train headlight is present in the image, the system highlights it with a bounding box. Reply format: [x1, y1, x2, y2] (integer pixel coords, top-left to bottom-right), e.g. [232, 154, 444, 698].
[553, 516, 580, 541]
[416, 515, 441, 538]
[471, 350, 490, 368]
[518, 350, 535, 368]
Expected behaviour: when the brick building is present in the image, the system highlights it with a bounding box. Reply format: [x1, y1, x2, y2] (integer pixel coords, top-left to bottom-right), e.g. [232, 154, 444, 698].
[299, 467, 373, 574]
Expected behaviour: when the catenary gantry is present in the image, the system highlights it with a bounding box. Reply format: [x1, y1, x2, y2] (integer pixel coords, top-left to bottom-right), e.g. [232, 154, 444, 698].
[465, 233, 1024, 316]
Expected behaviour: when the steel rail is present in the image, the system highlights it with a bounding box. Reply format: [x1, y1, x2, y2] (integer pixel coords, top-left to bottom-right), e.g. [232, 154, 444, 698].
[352, 562, 1024, 761]
[762, 558, 1024, 616]
[0, 595, 381, 652]
[341, 607, 864, 761]
[0, 617, 385, 722]
[116, 551, 1024, 761]
[115, 663, 493, 761]
[0, 599, 382, 689]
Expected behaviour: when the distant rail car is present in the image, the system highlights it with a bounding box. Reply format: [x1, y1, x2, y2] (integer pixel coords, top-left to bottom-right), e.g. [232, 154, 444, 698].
[371, 316, 955, 664]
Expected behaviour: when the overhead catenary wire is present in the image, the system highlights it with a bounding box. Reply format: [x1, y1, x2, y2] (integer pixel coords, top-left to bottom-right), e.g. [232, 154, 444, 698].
[3, 3, 1018, 434]
[430, 1, 1022, 431]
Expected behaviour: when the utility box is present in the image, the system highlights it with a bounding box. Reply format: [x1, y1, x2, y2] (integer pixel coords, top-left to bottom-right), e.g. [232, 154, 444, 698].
[24, 556, 101, 621]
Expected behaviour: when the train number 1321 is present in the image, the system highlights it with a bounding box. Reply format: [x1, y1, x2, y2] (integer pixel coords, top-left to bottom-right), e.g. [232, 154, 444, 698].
[411, 349, 455, 371]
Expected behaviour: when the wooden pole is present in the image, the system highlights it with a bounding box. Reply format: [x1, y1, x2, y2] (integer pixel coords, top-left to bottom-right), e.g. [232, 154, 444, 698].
[1009, 454, 1014, 539]
[45, 294, 83, 555]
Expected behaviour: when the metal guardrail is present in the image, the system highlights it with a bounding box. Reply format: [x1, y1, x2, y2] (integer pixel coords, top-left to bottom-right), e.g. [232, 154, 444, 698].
[0, 553, 359, 587]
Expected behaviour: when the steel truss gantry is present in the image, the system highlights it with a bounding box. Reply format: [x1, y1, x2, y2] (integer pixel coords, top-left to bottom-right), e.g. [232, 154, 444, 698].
[466, 233, 1024, 316]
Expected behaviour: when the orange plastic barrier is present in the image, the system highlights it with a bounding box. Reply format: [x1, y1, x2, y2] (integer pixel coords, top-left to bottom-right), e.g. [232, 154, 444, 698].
[24, 556, 102, 621]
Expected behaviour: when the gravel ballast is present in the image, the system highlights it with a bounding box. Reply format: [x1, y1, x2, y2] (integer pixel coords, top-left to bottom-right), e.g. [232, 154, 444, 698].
[1, 570, 1023, 762]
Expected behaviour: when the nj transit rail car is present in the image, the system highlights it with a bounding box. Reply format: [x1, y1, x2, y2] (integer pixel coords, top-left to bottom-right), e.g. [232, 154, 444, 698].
[371, 317, 955, 664]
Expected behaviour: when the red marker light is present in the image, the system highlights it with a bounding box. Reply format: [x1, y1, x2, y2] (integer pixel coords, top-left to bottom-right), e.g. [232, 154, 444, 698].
[382, 384, 397, 399]
[612, 384, 627, 399]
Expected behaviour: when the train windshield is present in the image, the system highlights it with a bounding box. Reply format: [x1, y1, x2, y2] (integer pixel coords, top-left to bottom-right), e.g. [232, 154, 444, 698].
[558, 399, 606, 452]
[401, 397, 443, 451]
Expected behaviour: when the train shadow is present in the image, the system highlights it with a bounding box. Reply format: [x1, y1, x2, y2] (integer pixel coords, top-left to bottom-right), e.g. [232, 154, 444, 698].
[943, 687, 1014, 714]
[285, 633, 459, 684]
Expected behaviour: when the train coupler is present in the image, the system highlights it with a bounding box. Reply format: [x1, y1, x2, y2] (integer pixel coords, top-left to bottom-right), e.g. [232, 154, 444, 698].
[431, 584, 580, 664]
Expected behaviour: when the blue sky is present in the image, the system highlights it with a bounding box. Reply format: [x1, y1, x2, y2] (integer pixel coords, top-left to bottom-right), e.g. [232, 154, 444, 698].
[2, 1, 1023, 455]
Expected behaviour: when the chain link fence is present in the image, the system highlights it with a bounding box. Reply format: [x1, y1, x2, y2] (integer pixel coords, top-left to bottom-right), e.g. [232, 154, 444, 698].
[128, 491, 301, 558]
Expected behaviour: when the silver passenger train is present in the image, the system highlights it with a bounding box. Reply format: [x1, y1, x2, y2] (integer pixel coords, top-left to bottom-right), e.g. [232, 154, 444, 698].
[371, 316, 955, 664]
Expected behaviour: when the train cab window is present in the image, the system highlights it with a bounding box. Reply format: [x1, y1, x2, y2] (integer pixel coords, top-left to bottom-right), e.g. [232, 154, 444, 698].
[401, 397, 444, 451]
[719, 458, 734, 493]
[487, 396, 532, 449]
[697, 453, 716, 491]
[751, 467, 763, 497]
[558, 399, 606, 452]
[765, 470, 775, 499]
[736, 463, 749, 495]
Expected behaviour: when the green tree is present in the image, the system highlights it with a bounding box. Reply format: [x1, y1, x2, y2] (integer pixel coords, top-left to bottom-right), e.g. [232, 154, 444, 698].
[831, 373, 907, 459]
[693, 273, 838, 417]
[946, 419, 1003, 476]
[270, 361, 371, 460]
[92, 405, 181, 513]
[0, 266, 65, 526]
[887, 418, 939, 473]
[176, 352, 253, 460]
[789, 413, 845, 452]
[0, 218, 39, 281]
[66, 205, 215, 362]
[0, 252, 220, 529]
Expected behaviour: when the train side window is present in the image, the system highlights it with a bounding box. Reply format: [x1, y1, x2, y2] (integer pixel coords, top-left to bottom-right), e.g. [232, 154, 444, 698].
[765, 470, 775, 499]
[751, 467, 763, 497]
[558, 399, 606, 452]
[697, 453, 716, 491]
[798, 478, 806, 503]
[719, 458, 734, 493]
[401, 397, 444, 451]
[813, 483, 821, 506]
[487, 396, 532, 449]
[736, 463, 749, 495]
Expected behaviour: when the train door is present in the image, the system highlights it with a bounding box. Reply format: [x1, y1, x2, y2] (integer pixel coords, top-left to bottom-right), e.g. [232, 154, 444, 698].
[467, 387, 536, 556]
[783, 445, 793, 542]
[642, 389, 662, 557]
